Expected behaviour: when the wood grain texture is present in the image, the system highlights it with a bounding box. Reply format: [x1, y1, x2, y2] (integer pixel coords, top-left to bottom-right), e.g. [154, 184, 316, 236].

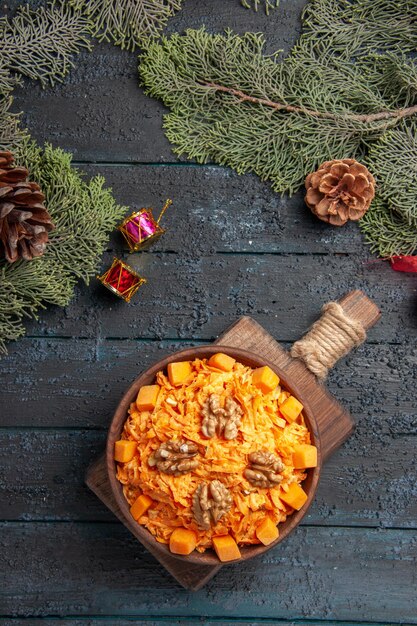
[2, 522, 416, 622]
[2, 339, 415, 432]
[2, 331, 416, 530]
[20, 252, 416, 344]
[337, 290, 381, 331]
[1, 0, 416, 620]
[77, 164, 369, 255]
[11, 1, 306, 163]
[2, 424, 416, 527]
[3, 622, 411, 626]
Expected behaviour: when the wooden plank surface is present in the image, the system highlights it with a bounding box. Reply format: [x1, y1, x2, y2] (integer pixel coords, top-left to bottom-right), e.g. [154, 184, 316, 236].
[3, 622, 413, 626]
[85, 455, 221, 591]
[2, 424, 416, 527]
[1, 0, 417, 621]
[2, 339, 415, 430]
[78, 164, 369, 255]
[12, 1, 307, 163]
[1, 522, 416, 622]
[19, 252, 415, 344]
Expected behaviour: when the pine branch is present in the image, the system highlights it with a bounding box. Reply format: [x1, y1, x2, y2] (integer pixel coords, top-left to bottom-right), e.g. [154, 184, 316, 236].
[301, 0, 417, 58]
[140, 28, 417, 194]
[364, 122, 417, 227]
[360, 197, 417, 258]
[361, 85, 417, 258]
[0, 2, 92, 86]
[0, 140, 126, 354]
[0, 63, 26, 148]
[140, 6, 417, 257]
[0, 91, 26, 148]
[71, 0, 183, 51]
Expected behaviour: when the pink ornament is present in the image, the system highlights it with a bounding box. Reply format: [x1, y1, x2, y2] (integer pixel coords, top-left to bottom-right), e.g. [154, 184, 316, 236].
[119, 199, 172, 252]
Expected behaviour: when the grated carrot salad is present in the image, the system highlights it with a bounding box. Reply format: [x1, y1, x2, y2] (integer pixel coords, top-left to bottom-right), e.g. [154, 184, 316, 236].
[116, 358, 310, 552]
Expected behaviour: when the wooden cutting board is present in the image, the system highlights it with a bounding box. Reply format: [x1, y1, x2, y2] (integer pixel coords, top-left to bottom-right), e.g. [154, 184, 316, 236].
[86, 289, 380, 591]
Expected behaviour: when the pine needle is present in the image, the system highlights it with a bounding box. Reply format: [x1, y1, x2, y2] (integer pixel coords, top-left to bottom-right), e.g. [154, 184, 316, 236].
[139, 28, 417, 194]
[360, 197, 417, 258]
[0, 139, 126, 355]
[139, 2, 417, 254]
[359, 121, 417, 256]
[241, 0, 280, 15]
[0, 64, 26, 147]
[0, 3, 127, 355]
[70, 0, 183, 51]
[301, 0, 417, 58]
[0, 2, 92, 86]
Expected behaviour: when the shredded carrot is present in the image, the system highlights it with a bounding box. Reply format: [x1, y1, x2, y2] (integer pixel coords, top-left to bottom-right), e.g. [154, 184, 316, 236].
[116, 358, 311, 551]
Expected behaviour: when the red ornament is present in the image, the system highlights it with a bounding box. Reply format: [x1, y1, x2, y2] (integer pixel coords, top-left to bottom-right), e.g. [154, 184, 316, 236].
[97, 258, 147, 302]
[390, 256, 417, 273]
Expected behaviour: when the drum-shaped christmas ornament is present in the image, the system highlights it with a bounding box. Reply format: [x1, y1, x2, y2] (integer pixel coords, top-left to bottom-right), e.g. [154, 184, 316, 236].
[97, 258, 147, 303]
[119, 199, 172, 252]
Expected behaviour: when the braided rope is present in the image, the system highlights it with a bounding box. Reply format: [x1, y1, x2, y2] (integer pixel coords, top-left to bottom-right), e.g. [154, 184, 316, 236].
[290, 302, 366, 380]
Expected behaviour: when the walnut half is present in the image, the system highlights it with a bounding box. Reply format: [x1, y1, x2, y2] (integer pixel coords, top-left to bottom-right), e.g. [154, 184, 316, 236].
[201, 393, 243, 440]
[192, 480, 233, 529]
[148, 439, 199, 476]
[244, 450, 284, 488]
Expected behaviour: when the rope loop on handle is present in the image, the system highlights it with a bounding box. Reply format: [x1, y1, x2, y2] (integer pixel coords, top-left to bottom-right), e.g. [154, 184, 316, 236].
[290, 302, 366, 380]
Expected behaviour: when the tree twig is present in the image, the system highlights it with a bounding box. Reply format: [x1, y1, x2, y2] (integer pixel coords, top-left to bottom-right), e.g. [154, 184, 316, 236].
[203, 82, 417, 124]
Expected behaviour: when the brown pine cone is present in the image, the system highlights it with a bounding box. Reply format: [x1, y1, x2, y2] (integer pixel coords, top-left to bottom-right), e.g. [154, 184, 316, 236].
[305, 158, 375, 226]
[0, 150, 54, 263]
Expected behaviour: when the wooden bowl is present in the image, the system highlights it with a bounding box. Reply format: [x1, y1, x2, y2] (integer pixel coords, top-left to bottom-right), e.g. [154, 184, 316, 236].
[106, 345, 321, 565]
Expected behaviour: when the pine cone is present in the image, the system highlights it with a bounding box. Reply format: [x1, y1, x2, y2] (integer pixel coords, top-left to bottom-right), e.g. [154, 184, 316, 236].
[0, 150, 54, 263]
[305, 159, 375, 226]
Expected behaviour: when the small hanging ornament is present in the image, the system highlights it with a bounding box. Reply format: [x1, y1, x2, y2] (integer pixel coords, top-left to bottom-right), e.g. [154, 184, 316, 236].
[390, 256, 417, 273]
[305, 159, 375, 226]
[97, 258, 147, 302]
[118, 198, 172, 252]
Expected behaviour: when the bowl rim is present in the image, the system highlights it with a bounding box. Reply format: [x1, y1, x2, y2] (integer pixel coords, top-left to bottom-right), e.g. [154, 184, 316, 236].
[106, 345, 321, 565]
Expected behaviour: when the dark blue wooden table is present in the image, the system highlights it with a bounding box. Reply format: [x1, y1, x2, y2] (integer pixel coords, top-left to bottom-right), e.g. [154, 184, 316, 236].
[1, 1, 416, 624]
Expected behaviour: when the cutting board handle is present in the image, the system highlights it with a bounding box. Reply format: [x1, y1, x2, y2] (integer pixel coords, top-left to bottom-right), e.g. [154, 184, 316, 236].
[290, 290, 381, 380]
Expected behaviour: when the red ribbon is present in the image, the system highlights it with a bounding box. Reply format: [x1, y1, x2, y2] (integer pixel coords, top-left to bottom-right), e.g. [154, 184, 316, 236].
[390, 256, 417, 273]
